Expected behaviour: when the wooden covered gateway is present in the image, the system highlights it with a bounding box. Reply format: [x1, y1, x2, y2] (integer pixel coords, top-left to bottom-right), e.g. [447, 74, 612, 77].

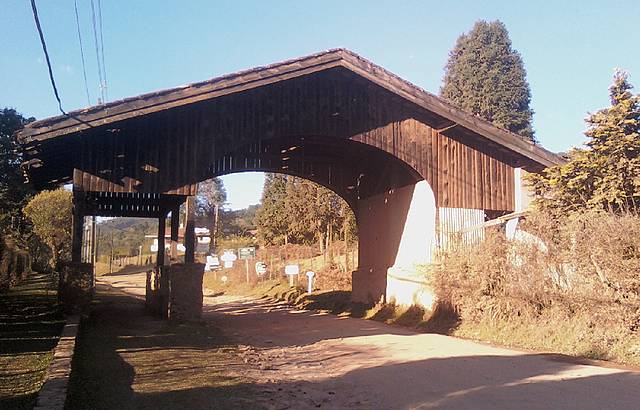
[17, 49, 563, 312]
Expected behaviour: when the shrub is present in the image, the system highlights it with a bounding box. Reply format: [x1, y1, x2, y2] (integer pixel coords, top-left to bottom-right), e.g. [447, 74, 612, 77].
[433, 209, 640, 364]
[0, 237, 32, 290]
[23, 189, 72, 270]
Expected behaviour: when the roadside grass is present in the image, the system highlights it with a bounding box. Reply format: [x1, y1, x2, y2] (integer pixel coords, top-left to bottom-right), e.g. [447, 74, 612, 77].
[0, 272, 64, 410]
[66, 284, 259, 409]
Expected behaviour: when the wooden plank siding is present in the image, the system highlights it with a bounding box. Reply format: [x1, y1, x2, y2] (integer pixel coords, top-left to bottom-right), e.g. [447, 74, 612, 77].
[33, 67, 514, 211]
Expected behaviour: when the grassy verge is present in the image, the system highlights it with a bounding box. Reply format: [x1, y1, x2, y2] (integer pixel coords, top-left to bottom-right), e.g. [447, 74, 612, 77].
[66, 283, 259, 409]
[0, 272, 64, 410]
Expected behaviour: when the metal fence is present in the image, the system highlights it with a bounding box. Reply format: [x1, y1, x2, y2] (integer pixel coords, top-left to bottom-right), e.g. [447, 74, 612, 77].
[435, 208, 528, 258]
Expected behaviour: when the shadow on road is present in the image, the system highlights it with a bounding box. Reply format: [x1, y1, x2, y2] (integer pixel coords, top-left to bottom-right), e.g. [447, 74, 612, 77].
[101, 264, 154, 277]
[66, 284, 257, 410]
[68, 283, 640, 409]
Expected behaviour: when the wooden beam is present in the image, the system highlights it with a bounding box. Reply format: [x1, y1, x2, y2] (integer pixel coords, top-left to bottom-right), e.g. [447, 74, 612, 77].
[157, 212, 166, 268]
[170, 205, 180, 261]
[71, 191, 85, 263]
[184, 196, 196, 264]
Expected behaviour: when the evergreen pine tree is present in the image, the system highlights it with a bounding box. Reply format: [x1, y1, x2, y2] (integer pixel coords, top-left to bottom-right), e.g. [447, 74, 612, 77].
[254, 173, 289, 245]
[254, 174, 355, 249]
[529, 70, 640, 213]
[441, 20, 536, 142]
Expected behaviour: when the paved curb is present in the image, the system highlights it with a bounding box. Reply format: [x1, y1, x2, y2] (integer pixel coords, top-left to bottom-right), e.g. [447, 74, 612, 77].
[33, 314, 81, 410]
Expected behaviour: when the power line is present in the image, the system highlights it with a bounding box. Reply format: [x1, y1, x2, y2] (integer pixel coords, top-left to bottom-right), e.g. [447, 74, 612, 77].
[74, 0, 91, 105]
[29, 0, 66, 115]
[90, 0, 105, 104]
[97, 0, 108, 101]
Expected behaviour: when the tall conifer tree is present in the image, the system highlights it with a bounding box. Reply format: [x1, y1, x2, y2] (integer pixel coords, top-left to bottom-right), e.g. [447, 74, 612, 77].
[441, 20, 536, 142]
[530, 70, 640, 213]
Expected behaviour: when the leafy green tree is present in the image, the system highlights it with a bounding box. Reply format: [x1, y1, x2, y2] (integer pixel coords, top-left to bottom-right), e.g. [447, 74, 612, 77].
[0, 108, 34, 231]
[219, 205, 259, 238]
[441, 20, 535, 142]
[23, 189, 72, 269]
[529, 70, 640, 214]
[196, 178, 226, 252]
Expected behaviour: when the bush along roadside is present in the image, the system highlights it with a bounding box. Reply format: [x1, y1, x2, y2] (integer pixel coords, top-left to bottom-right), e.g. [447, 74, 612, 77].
[0, 237, 32, 291]
[431, 210, 640, 366]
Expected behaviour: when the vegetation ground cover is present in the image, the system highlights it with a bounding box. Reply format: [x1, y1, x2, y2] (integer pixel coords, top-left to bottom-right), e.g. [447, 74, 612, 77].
[0, 272, 64, 410]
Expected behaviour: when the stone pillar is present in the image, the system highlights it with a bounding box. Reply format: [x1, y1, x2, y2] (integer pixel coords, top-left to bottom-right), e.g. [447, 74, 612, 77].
[59, 262, 94, 313]
[352, 180, 436, 307]
[167, 263, 204, 321]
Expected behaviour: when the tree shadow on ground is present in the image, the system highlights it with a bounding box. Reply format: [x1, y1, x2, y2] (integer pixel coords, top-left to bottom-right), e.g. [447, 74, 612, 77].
[66, 285, 256, 410]
[69, 304, 640, 410]
[102, 264, 154, 277]
[294, 290, 369, 317]
[69, 284, 640, 409]
[203, 296, 418, 349]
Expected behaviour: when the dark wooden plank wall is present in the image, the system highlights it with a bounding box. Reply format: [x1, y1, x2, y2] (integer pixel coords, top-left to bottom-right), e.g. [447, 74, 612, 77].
[70, 68, 514, 211]
[351, 117, 514, 211]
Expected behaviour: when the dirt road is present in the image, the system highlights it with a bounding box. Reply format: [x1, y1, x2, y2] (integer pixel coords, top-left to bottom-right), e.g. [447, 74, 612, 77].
[100, 273, 640, 409]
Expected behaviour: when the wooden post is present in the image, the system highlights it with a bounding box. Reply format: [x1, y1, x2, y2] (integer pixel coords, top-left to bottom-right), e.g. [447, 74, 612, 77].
[157, 211, 166, 268]
[185, 196, 196, 264]
[71, 191, 85, 263]
[170, 205, 180, 262]
[91, 216, 97, 265]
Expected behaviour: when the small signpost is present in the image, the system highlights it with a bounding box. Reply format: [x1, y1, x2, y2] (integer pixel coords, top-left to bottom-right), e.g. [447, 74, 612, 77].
[205, 255, 220, 272]
[238, 247, 256, 260]
[306, 271, 315, 294]
[285, 264, 299, 286]
[220, 250, 237, 269]
[255, 261, 267, 276]
[238, 247, 256, 283]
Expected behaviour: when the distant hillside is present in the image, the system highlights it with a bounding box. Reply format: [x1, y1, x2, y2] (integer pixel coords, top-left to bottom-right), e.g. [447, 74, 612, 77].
[97, 217, 157, 258]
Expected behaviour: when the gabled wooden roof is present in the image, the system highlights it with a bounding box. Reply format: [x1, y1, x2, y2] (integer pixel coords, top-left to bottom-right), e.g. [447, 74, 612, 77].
[16, 48, 563, 169]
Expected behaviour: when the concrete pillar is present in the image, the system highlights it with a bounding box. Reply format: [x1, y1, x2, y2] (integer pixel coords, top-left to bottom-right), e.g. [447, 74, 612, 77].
[167, 263, 204, 321]
[352, 180, 436, 307]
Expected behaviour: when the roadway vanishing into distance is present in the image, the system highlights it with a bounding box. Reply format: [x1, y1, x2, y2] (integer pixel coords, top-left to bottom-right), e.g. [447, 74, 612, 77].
[100, 272, 640, 409]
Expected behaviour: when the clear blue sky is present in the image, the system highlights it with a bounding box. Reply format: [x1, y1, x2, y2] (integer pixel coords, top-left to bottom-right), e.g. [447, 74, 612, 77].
[3, 0, 639, 209]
